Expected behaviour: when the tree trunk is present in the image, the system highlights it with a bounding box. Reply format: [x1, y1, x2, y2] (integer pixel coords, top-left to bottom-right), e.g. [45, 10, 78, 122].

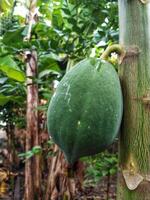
[117, 1, 150, 199]
[24, 1, 41, 199]
[25, 50, 41, 200]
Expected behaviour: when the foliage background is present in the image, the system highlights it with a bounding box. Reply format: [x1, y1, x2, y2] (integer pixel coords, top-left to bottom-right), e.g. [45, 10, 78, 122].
[0, 0, 119, 188]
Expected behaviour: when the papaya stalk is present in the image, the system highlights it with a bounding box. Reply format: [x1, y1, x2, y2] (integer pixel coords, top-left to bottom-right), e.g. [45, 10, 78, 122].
[100, 44, 125, 62]
[139, 0, 150, 4]
[101, 44, 140, 66]
[117, 0, 150, 199]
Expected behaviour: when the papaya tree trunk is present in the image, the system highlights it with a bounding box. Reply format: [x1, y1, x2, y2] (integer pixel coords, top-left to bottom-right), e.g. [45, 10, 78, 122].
[117, 0, 150, 199]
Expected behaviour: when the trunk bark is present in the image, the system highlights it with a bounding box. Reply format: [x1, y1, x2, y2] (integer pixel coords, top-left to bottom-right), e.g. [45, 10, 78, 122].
[24, 1, 41, 199]
[25, 51, 41, 200]
[117, 1, 150, 199]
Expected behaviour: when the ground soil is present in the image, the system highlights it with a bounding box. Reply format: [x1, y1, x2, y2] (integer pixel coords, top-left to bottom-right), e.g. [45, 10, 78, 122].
[0, 173, 117, 200]
[76, 175, 117, 200]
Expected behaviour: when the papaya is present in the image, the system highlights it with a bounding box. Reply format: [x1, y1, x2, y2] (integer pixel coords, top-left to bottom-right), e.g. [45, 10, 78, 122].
[47, 58, 123, 165]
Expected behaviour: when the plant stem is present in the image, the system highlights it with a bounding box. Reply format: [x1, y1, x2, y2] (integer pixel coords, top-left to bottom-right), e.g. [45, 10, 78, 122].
[100, 44, 125, 61]
[117, 0, 150, 199]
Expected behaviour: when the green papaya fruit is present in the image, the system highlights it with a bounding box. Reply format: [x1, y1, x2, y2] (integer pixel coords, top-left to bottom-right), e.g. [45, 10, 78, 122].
[47, 58, 123, 165]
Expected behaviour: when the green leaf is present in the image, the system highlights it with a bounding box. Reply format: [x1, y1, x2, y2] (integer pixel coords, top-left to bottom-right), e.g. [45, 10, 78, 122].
[0, 94, 23, 106]
[25, 151, 34, 159]
[18, 153, 26, 158]
[32, 146, 42, 154]
[0, 77, 8, 84]
[52, 8, 63, 29]
[37, 0, 51, 7]
[2, 27, 25, 48]
[39, 54, 60, 72]
[0, 56, 25, 82]
[46, 52, 62, 61]
[47, 140, 54, 147]
[0, 0, 13, 13]
[0, 94, 10, 106]
[38, 69, 60, 79]
[109, 168, 116, 175]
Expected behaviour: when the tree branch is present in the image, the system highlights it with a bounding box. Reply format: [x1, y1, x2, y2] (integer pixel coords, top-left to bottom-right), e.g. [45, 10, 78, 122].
[24, 0, 37, 41]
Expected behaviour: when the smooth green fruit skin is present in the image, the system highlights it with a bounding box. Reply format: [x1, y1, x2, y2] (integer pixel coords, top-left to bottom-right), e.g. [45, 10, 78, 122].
[47, 58, 123, 165]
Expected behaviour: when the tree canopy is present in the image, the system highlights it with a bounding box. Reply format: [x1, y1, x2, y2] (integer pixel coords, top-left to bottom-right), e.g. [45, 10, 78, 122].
[0, 0, 118, 128]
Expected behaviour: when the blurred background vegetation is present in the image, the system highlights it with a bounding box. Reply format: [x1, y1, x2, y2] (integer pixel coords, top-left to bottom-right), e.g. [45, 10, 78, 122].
[0, 0, 119, 199]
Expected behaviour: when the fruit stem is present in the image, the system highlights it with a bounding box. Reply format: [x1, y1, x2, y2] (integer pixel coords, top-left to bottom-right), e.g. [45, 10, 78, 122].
[66, 59, 75, 72]
[100, 44, 125, 62]
[139, 0, 149, 4]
